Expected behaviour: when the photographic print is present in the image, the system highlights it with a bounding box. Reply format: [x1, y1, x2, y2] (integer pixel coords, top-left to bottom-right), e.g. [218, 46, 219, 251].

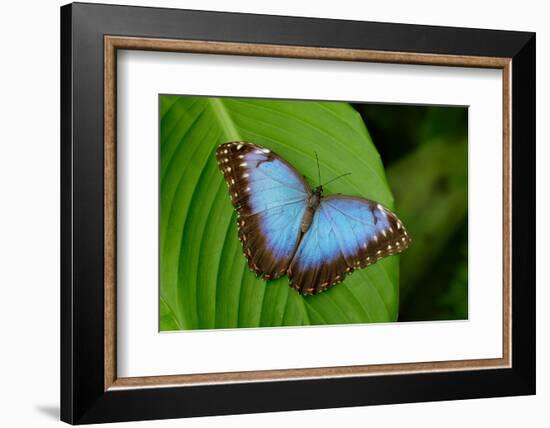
[159, 95, 468, 331]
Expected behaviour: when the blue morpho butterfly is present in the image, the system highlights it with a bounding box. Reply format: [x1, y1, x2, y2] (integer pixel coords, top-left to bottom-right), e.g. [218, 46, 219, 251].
[216, 142, 411, 295]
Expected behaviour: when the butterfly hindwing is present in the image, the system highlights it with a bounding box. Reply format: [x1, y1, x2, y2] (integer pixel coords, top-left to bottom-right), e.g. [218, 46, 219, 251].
[288, 196, 411, 295]
[216, 142, 311, 279]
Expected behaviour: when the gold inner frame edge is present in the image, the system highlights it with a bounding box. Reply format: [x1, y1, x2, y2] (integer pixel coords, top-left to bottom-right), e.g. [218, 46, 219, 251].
[104, 36, 512, 391]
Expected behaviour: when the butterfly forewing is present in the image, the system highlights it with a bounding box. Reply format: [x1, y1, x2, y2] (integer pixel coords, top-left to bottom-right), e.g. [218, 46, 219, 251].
[288, 196, 411, 295]
[216, 142, 311, 279]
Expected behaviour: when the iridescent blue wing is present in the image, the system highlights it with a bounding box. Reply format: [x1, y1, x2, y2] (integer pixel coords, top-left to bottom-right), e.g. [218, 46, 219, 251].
[216, 142, 311, 279]
[288, 195, 411, 295]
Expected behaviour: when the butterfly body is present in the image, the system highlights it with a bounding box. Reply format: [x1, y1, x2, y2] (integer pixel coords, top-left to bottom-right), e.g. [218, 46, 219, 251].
[216, 142, 411, 295]
[301, 186, 322, 233]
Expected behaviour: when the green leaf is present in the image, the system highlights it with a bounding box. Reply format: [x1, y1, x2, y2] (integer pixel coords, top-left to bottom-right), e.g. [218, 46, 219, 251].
[160, 96, 400, 330]
[159, 297, 182, 331]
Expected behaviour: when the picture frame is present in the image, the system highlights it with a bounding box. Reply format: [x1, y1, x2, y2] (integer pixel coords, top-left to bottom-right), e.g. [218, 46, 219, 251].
[60, 2, 535, 424]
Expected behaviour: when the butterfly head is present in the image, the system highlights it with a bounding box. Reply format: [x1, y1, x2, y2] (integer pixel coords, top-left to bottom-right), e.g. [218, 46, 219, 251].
[313, 185, 324, 198]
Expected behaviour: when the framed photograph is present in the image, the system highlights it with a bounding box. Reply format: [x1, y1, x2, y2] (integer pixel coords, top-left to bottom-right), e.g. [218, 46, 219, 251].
[60, 2, 535, 424]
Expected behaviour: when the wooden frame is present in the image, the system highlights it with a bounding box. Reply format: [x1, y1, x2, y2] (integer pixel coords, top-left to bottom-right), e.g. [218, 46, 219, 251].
[62, 2, 535, 424]
[104, 35, 512, 390]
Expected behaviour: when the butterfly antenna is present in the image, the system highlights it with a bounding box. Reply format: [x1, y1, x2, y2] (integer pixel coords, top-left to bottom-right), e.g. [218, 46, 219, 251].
[315, 151, 321, 185]
[322, 172, 352, 187]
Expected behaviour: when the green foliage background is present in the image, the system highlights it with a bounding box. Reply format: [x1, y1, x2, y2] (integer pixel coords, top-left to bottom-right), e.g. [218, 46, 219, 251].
[160, 96, 468, 330]
[359, 104, 468, 321]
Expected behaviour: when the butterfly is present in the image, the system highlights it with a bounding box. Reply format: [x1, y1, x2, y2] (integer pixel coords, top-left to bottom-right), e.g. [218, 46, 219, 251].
[216, 142, 411, 295]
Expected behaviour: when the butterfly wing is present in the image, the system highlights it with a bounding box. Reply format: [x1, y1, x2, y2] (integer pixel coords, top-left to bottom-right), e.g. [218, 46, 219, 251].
[216, 142, 311, 279]
[288, 195, 411, 295]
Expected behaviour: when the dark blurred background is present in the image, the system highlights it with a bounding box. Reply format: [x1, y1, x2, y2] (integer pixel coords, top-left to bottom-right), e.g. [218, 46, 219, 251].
[351, 103, 468, 321]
